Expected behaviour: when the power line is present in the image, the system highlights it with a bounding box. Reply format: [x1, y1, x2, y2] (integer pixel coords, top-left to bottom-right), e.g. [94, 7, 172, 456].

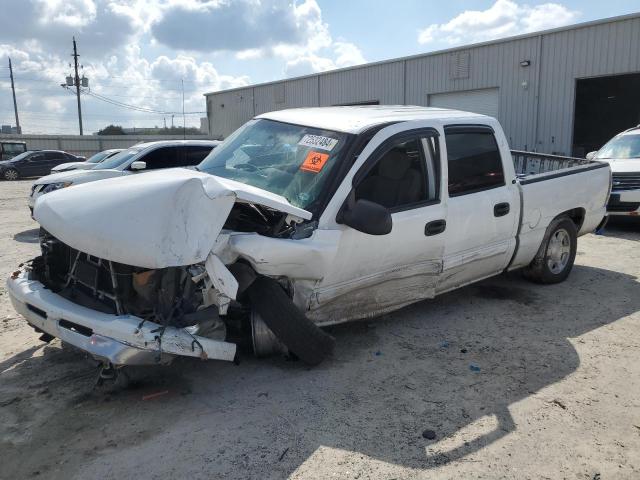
[84, 89, 205, 115]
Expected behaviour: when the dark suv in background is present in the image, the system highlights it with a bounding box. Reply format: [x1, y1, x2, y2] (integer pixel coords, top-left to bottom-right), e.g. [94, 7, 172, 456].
[0, 141, 27, 160]
[0, 150, 85, 180]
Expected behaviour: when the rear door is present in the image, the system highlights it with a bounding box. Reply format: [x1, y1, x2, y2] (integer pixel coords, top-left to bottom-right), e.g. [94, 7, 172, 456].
[438, 125, 519, 293]
[44, 152, 68, 172]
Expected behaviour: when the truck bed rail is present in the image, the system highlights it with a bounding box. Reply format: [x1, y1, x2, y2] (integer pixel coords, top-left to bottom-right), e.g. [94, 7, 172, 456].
[510, 150, 609, 184]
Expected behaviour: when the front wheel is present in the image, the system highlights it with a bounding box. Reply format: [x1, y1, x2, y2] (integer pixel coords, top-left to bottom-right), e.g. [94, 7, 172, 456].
[523, 217, 577, 284]
[3, 168, 19, 181]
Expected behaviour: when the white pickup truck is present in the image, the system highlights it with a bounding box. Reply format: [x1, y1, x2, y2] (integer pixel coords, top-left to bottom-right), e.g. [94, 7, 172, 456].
[7, 106, 611, 374]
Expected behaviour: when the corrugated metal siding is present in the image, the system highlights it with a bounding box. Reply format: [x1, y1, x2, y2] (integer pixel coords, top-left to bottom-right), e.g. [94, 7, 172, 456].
[405, 36, 540, 150]
[536, 16, 640, 154]
[254, 76, 319, 115]
[208, 89, 255, 139]
[319, 61, 405, 106]
[206, 15, 640, 150]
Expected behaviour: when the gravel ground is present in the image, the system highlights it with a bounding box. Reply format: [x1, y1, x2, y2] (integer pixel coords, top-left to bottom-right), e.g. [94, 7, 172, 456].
[1, 179, 639, 480]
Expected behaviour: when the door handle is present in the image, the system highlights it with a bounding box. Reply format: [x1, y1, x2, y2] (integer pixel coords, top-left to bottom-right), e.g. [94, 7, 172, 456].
[425, 219, 446, 236]
[494, 202, 510, 217]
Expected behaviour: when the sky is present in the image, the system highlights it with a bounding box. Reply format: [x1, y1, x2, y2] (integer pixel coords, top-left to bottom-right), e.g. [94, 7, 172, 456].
[0, 0, 638, 134]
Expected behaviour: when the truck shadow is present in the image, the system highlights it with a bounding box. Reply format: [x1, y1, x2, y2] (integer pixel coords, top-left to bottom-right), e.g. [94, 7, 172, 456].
[0, 264, 638, 479]
[602, 216, 640, 239]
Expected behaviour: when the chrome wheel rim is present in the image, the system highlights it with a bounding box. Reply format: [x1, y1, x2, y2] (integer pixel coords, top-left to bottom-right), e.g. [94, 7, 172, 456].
[546, 228, 571, 274]
[4, 169, 18, 180]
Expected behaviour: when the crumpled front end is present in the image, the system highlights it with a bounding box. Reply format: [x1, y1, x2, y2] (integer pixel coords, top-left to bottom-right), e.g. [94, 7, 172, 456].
[10, 169, 337, 368]
[6, 229, 242, 366]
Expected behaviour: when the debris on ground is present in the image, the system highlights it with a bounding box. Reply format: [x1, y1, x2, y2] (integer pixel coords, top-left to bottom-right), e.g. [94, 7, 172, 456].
[422, 429, 437, 440]
[142, 390, 169, 401]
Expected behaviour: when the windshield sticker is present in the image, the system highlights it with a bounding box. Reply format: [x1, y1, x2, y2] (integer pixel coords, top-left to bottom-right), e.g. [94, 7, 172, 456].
[300, 151, 330, 173]
[298, 134, 339, 151]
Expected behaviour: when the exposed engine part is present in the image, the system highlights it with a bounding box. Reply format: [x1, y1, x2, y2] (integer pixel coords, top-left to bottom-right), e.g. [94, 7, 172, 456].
[250, 310, 287, 358]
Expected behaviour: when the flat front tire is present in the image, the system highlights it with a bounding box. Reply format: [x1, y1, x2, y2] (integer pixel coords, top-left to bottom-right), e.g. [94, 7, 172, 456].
[523, 216, 577, 284]
[246, 276, 335, 366]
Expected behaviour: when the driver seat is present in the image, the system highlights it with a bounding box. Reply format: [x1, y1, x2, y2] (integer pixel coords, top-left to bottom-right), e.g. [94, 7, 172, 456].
[356, 150, 422, 208]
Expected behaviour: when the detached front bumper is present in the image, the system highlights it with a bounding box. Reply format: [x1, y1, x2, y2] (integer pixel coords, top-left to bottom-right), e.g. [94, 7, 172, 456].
[6, 269, 237, 366]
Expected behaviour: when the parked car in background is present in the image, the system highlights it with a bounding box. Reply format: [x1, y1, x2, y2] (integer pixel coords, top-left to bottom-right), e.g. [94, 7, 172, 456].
[0, 150, 85, 180]
[51, 148, 123, 173]
[587, 125, 640, 216]
[28, 140, 220, 214]
[0, 140, 27, 160]
[8, 107, 610, 373]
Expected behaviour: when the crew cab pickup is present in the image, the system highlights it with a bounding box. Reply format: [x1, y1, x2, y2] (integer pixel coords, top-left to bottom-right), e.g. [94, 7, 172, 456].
[7, 106, 611, 372]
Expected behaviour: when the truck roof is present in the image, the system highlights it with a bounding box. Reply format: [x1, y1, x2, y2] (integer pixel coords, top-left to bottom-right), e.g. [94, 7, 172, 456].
[131, 139, 221, 149]
[257, 105, 491, 134]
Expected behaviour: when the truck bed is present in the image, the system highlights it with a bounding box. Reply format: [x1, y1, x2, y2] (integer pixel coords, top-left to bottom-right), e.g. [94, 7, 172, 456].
[507, 150, 610, 271]
[510, 150, 609, 184]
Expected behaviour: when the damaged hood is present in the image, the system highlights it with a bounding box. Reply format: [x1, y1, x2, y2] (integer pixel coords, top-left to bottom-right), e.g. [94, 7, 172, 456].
[34, 168, 312, 269]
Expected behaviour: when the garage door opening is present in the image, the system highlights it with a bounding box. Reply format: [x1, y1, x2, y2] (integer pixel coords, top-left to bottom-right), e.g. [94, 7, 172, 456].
[572, 73, 640, 157]
[428, 88, 499, 119]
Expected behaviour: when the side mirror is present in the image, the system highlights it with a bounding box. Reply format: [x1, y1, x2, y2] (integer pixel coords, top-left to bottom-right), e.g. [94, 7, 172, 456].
[339, 198, 392, 235]
[585, 151, 597, 160]
[130, 160, 146, 171]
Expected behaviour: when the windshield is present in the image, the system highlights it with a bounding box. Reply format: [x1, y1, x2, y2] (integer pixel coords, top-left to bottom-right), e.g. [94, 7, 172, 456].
[595, 134, 640, 159]
[86, 150, 114, 164]
[94, 147, 142, 170]
[198, 119, 348, 209]
[4, 151, 33, 162]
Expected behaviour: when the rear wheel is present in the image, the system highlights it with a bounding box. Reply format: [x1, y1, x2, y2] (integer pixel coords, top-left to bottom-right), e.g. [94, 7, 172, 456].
[523, 217, 577, 284]
[3, 168, 19, 181]
[246, 276, 335, 365]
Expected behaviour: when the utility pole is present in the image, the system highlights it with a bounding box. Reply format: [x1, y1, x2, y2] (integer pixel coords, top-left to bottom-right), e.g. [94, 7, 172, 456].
[181, 79, 186, 140]
[8, 58, 21, 134]
[72, 37, 83, 135]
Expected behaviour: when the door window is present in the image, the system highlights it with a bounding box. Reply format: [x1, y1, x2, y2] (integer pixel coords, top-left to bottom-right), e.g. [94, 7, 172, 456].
[139, 147, 179, 170]
[444, 128, 504, 196]
[29, 153, 46, 162]
[355, 135, 438, 210]
[45, 152, 64, 160]
[180, 146, 214, 166]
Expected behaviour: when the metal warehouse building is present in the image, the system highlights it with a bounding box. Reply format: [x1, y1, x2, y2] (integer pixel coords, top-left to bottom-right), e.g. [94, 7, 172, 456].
[205, 13, 640, 157]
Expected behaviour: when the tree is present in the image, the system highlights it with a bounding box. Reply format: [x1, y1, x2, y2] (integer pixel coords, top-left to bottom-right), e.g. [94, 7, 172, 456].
[97, 125, 125, 135]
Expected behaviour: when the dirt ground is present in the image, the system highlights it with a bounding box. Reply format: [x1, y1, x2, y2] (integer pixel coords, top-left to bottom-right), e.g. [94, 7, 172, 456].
[1, 179, 639, 480]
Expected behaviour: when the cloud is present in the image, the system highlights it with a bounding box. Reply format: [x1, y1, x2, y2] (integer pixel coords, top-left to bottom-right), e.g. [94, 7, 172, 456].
[418, 0, 580, 46]
[0, 0, 138, 55]
[283, 41, 366, 77]
[149, 0, 365, 78]
[151, 0, 308, 52]
[0, 0, 363, 132]
[0, 41, 249, 134]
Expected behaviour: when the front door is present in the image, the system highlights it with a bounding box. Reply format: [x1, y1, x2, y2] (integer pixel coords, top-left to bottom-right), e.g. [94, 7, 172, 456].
[21, 152, 46, 176]
[438, 125, 519, 293]
[310, 128, 447, 324]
